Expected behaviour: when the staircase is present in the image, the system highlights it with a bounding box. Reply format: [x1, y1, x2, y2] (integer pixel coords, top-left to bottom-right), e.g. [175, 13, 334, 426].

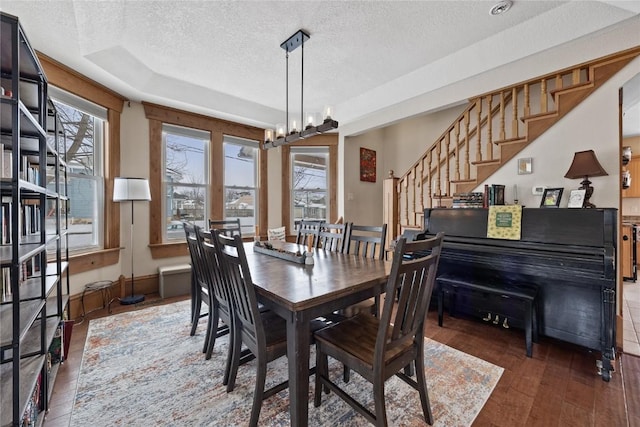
[385, 46, 640, 236]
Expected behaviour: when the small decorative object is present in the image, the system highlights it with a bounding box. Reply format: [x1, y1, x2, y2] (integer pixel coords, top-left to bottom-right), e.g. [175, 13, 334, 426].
[564, 150, 608, 208]
[517, 157, 533, 175]
[540, 187, 563, 208]
[623, 170, 631, 189]
[513, 184, 519, 205]
[568, 189, 587, 208]
[360, 147, 376, 182]
[623, 146, 632, 165]
[486, 205, 523, 240]
[304, 251, 314, 265]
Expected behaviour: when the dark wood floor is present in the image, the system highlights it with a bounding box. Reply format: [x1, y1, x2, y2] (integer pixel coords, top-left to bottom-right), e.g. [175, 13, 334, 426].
[42, 294, 640, 427]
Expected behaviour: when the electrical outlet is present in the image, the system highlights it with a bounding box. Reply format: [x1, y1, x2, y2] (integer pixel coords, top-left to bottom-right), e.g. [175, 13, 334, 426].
[532, 186, 545, 195]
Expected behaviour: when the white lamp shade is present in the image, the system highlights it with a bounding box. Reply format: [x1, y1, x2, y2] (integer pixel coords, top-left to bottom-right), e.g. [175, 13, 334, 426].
[113, 177, 151, 201]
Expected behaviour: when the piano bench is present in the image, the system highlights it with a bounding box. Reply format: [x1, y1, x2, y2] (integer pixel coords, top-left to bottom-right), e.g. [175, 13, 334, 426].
[436, 274, 539, 357]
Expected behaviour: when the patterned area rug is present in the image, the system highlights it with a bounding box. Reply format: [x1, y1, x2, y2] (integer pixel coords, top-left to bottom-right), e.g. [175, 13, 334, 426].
[70, 300, 503, 426]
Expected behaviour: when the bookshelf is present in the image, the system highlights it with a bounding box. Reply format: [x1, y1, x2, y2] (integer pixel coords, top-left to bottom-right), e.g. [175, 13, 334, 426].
[0, 12, 70, 427]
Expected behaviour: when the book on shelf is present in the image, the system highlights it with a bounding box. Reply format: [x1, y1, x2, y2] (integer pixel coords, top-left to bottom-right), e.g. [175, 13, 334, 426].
[0, 143, 11, 179]
[483, 184, 506, 207]
[452, 192, 484, 208]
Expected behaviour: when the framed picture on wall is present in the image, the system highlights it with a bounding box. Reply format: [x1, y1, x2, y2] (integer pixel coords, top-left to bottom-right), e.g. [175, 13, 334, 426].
[360, 147, 376, 182]
[517, 157, 533, 175]
[540, 187, 563, 208]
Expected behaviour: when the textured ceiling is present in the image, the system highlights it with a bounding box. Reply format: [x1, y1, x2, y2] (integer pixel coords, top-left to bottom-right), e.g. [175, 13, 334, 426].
[2, 0, 639, 134]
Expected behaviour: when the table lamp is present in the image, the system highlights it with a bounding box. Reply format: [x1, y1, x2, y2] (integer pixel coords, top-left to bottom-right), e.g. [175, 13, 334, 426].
[564, 150, 608, 208]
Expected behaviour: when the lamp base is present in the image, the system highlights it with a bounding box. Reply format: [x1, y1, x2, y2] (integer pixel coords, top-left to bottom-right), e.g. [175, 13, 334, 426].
[120, 294, 145, 305]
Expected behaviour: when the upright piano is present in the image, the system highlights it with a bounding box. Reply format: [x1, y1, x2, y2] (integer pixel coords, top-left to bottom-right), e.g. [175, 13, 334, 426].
[422, 207, 617, 380]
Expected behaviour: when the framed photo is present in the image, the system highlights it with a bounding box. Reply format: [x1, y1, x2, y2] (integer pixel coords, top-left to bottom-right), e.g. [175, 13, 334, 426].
[517, 157, 533, 175]
[568, 189, 586, 208]
[359, 147, 376, 182]
[540, 187, 563, 208]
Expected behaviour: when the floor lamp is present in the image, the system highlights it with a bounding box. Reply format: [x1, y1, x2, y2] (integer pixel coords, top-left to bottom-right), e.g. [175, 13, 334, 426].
[113, 177, 151, 305]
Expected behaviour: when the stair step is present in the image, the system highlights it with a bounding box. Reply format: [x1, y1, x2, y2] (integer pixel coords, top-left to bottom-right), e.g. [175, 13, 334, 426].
[493, 137, 527, 145]
[451, 178, 476, 184]
[520, 110, 558, 123]
[550, 80, 593, 97]
[471, 159, 500, 166]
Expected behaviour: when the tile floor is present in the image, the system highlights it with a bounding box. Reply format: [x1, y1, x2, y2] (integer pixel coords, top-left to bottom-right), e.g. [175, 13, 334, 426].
[623, 280, 640, 356]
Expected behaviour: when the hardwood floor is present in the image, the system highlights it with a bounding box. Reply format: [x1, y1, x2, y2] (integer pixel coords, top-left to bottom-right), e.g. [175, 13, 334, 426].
[42, 294, 640, 427]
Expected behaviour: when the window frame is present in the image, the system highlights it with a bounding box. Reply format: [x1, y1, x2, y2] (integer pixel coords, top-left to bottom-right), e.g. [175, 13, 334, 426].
[162, 124, 211, 241]
[49, 87, 106, 253]
[223, 135, 260, 237]
[38, 52, 125, 274]
[289, 146, 330, 230]
[282, 134, 338, 238]
[144, 102, 267, 258]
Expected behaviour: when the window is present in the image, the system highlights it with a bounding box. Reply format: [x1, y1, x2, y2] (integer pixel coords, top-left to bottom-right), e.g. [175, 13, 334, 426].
[50, 87, 106, 253]
[290, 147, 329, 230]
[223, 136, 259, 237]
[162, 124, 210, 241]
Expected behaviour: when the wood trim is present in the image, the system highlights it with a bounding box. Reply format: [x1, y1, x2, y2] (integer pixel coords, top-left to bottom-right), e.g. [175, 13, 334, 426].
[149, 119, 163, 245]
[144, 102, 268, 248]
[149, 242, 188, 259]
[37, 52, 126, 112]
[39, 53, 124, 271]
[68, 248, 120, 275]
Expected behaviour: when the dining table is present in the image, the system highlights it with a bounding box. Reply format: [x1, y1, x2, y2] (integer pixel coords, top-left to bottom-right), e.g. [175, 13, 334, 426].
[243, 241, 392, 427]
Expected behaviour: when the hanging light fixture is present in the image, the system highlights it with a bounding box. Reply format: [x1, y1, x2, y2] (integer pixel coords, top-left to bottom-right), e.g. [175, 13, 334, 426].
[263, 29, 338, 149]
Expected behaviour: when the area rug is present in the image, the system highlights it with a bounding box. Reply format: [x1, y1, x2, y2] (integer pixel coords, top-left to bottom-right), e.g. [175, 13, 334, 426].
[70, 300, 503, 426]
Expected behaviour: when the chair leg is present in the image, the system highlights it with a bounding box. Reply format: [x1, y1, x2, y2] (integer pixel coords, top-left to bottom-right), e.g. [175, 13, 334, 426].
[205, 304, 220, 360]
[314, 346, 328, 407]
[225, 323, 242, 392]
[373, 379, 388, 427]
[415, 353, 434, 425]
[190, 296, 202, 336]
[249, 358, 267, 427]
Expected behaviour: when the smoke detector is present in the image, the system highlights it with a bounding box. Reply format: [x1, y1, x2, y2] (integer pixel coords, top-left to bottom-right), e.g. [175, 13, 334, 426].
[490, 0, 513, 16]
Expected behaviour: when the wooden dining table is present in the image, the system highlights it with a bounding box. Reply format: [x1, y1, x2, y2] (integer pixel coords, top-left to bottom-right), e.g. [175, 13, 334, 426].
[243, 241, 392, 427]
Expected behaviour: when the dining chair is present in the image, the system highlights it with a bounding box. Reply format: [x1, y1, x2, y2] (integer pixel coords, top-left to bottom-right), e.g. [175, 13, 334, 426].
[184, 223, 229, 357]
[212, 230, 327, 426]
[314, 232, 445, 427]
[345, 223, 388, 260]
[209, 218, 243, 238]
[295, 219, 324, 247]
[196, 228, 235, 368]
[316, 222, 351, 252]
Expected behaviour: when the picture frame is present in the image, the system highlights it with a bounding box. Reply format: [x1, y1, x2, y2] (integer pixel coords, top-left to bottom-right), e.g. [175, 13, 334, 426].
[517, 157, 533, 175]
[567, 189, 586, 208]
[359, 147, 376, 182]
[540, 187, 563, 208]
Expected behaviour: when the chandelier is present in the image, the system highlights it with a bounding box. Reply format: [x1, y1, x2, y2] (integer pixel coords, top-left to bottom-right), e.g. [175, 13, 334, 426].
[263, 29, 338, 149]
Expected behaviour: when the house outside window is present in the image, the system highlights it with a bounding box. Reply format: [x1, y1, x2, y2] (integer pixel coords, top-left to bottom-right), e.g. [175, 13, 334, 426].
[223, 136, 259, 237]
[162, 124, 210, 240]
[290, 147, 329, 229]
[49, 86, 105, 253]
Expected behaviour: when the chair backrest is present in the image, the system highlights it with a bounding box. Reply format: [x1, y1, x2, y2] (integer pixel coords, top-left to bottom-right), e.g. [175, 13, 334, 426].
[212, 230, 265, 351]
[295, 219, 324, 246]
[317, 222, 351, 253]
[197, 227, 233, 313]
[184, 222, 209, 293]
[376, 232, 444, 364]
[345, 224, 387, 260]
[209, 218, 242, 238]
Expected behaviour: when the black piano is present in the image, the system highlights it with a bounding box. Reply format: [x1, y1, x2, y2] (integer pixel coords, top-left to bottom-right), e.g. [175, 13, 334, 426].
[422, 207, 617, 381]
